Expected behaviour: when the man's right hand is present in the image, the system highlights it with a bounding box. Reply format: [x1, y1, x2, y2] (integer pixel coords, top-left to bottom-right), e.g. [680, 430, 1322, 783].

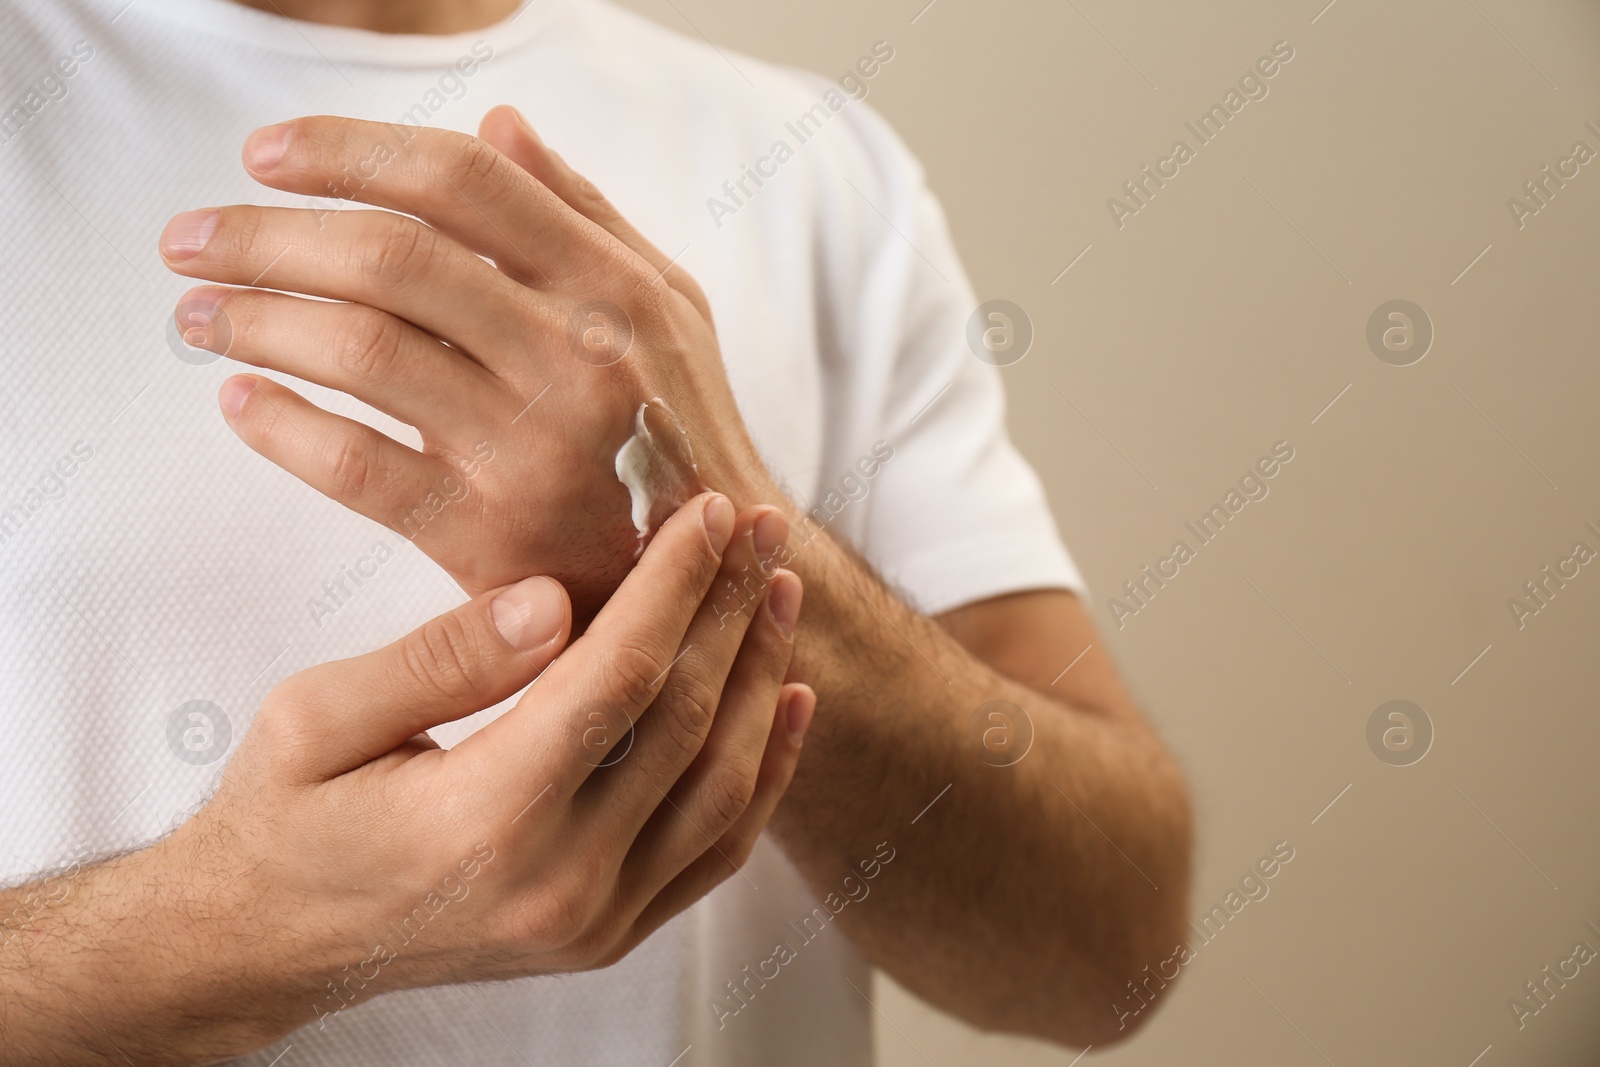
[0, 493, 810, 1066]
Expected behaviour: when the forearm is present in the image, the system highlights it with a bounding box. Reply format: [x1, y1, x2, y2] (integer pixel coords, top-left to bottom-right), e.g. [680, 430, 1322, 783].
[0, 835, 300, 1065]
[766, 514, 1193, 1045]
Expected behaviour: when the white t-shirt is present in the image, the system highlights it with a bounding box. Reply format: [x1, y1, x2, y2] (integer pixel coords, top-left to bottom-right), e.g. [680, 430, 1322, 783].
[0, 0, 1083, 1062]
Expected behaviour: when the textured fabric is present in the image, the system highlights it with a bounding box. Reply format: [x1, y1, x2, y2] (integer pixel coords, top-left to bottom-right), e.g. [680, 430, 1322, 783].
[0, 0, 1083, 1062]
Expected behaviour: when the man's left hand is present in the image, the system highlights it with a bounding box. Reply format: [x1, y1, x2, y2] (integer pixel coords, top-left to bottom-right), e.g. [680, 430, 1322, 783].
[161, 108, 772, 618]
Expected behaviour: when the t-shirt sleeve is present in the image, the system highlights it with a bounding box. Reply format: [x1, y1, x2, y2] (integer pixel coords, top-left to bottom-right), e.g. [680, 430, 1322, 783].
[801, 91, 1086, 616]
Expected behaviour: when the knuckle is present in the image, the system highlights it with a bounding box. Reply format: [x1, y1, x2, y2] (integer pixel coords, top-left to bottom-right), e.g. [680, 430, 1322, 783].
[673, 274, 713, 322]
[657, 670, 718, 758]
[333, 308, 405, 383]
[504, 866, 608, 958]
[256, 676, 316, 740]
[353, 219, 434, 292]
[266, 671, 326, 718]
[619, 269, 705, 358]
[251, 676, 331, 773]
[442, 136, 504, 194]
[718, 826, 760, 873]
[572, 174, 614, 217]
[220, 207, 265, 265]
[701, 759, 759, 830]
[325, 432, 377, 500]
[599, 641, 667, 715]
[537, 885, 590, 945]
[399, 613, 484, 705]
[621, 267, 671, 320]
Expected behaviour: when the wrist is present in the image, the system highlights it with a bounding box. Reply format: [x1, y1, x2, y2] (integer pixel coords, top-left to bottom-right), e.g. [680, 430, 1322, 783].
[701, 438, 783, 518]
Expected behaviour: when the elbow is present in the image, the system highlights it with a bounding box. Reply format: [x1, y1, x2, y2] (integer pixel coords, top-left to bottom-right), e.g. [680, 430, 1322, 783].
[1089, 759, 1196, 1045]
[1051, 753, 1197, 1048]
[1034, 875, 1196, 1048]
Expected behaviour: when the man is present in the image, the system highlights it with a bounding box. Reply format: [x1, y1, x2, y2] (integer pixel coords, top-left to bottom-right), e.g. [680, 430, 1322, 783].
[0, 0, 1193, 1062]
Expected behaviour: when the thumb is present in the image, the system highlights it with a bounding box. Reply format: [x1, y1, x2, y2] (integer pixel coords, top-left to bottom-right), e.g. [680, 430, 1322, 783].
[478, 104, 712, 320]
[266, 575, 572, 780]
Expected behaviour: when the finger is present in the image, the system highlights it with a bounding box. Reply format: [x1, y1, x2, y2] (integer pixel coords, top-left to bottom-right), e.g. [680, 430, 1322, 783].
[263, 574, 572, 781]
[585, 508, 790, 825]
[218, 373, 455, 537]
[478, 106, 713, 321]
[181, 285, 508, 435]
[456, 492, 737, 787]
[628, 683, 813, 941]
[160, 203, 533, 364]
[612, 567, 800, 880]
[238, 116, 598, 290]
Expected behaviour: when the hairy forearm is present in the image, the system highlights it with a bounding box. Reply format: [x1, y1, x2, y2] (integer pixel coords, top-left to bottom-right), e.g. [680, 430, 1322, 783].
[766, 516, 1193, 1046]
[0, 836, 299, 1065]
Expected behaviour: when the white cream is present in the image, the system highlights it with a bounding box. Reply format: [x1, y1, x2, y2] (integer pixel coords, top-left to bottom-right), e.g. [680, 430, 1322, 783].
[614, 398, 703, 553]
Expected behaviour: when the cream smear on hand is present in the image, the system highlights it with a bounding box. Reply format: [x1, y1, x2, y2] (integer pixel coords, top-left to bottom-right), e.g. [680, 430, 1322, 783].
[614, 398, 704, 554]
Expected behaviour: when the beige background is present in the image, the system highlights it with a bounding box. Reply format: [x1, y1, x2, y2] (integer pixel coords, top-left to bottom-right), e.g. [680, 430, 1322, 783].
[609, 0, 1600, 1063]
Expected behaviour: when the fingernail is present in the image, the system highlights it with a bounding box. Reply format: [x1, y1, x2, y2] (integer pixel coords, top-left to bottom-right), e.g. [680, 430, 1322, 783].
[786, 687, 816, 747]
[767, 571, 802, 639]
[218, 376, 255, 419]
[491, 576, 567, 652]
[703, 494, 734, 554]
[752, 509, 788, 561]
[160, 210, 218, 260]
[244, 123, 293, 171]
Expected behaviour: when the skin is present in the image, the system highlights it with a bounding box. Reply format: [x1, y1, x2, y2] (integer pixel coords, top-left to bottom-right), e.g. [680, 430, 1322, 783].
[0, 2, 1194, 1059]
[233, 0, 523, 35]
[0, 496, 812, 1063]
